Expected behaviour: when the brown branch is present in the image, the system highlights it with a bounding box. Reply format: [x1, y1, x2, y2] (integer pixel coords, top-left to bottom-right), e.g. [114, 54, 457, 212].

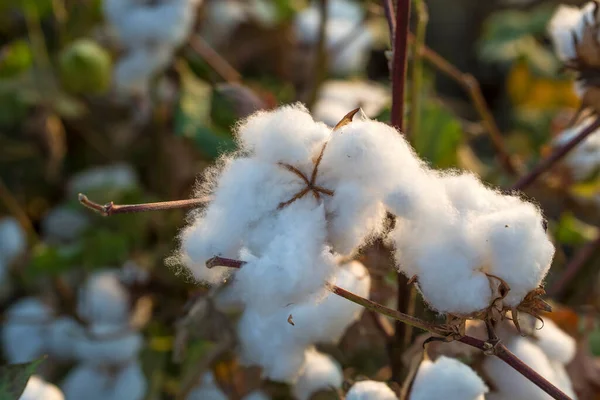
[390, 0, 410, 132]
[189, 35, 241, 84]
[78, 194, 209, 217]
[548, 233, 600, 297]
[207, 255, 570, 400]
[512, 117, 600, 190]
[307, 0, 329, 110]
[406, 33, 517, 176]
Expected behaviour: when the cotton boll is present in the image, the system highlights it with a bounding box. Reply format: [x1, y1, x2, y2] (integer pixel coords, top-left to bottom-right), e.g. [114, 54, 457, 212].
[477, 203, 554, 308]
[186, 372, 227, 400]
[328, 26, 373, 76]
[20, 376, 64, 400]
[553, 119, 600, 180]
[533, 318, 576, 364]
[77, 271, 130, 326]
[68, 164, 139, 197]
[484, 337, 557, 400]
[113, 45, 174, 95]
[41, 206, 90, 243]
[292, 348, 343, 400]
[200, 0, 248, 47]
[0, 217, 26, 264]
[74, 329, 143, 365]
[548, 5, 585, 62]
[346, 380, 398, 400]
[48, 316, 83, 360]
[2, 298, 52, 363]
[61, 361, 147, 400]
[549, 360, 577, 400]
[314, 100, 352, 128]
[234, 103, 330, 166]
[409, 356, 488, 400]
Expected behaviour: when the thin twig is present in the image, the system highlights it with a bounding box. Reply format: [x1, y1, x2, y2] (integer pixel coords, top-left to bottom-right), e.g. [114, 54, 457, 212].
[78, 194, 209, 217]
[548, 233, 600, 297]
[383, 0, 396, 44]
[189, 35, 241, 84]
[407, 33, 518, 176]
[408, 0, 428, 140]
[512, 117, 600, 190]
[307, 0, 329, 110]
[390, 0, 411, 132]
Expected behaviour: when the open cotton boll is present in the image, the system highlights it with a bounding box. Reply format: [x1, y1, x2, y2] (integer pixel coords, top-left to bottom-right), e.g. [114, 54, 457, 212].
[548, 4, 587, 62]
[61, 361, 146, 400]
[549, 360, 578, 399]
[20, 376, 64, 400]
[77, 271, 130, 326]
[0, 217, 26, 264]
[113, 45, 174, 95]
[186, 372, 227, 400]
[68, 164, 138, 197]
[328, 26, 373, 76]
[292, 348, 343, 400]
[410, 356, 488, 400]
[2, 298, 52, 363]
[41, 206, 90, 243]
[48, 317, 83, 360]
[74, 329, 143, 365]
[553, 119, 600, 180]
[483, 337, 557, 400]
[237, 308, 307, 382]
[533, 318, 576, 364]
[234, 103, 330, 166]
[346, 381, 398, 400]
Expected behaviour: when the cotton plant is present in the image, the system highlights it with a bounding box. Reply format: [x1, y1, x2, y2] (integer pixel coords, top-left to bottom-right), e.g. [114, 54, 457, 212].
[484, 318, 577, 399]
[102, 0, 202, 95]
[409, 356, 488, 400]
[292, 347, 343, 400]
[295, 0, 374, 76]
[346, 380, 398, 400]
[313, 80, 390, 128]
[19, 376, 64, 400]
[385, 169, 555, 330]
[60, 270, 147, 400]
[552, 116, 600, 180]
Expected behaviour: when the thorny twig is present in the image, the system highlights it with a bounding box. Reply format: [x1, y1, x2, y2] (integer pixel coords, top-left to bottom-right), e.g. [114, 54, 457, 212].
[189, 35, 241, 84]
[78, 193, 209, 217]
[205, 256, 571, 400]
[512, 117, 600, 190]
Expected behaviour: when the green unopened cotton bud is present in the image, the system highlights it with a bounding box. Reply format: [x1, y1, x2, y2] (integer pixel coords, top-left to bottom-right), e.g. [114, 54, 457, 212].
[59, 39, 111, 95]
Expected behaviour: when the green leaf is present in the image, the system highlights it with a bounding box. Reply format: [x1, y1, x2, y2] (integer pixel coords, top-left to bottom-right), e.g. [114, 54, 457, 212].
[413, 100, 463, 168]
[26, 244, 78, 278]
[0, 356, 46, 400]
[554, 212, 598, 246]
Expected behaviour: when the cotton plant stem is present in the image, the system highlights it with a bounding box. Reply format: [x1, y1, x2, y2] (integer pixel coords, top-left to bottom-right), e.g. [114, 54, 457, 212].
[512, 117, 600, 190]
[407, 0, 428, 140]
[189, 35, 241, 84]
[307, 0, 329, 110]
[78, 193, 209, 217]
[406, 33, 517, 176]
[548, 233, 600, 297]
[390, 0, 411, 132]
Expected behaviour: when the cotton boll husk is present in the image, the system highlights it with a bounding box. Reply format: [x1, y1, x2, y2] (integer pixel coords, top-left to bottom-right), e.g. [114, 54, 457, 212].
[346, 380, 398, 400]
[476, 203, 554, 308]
[2, 298, 52, 363]
[483, 337, 557, 400]
[77, 271, 130, 326]
[533, 318, 576, 364]
[237, 309, 307, 382]
[68, 164, 138, 197]
[292, 348, 343, 400]
[186, 372, 228, 400]
[232, 204, 335, 314]
[61, 361, 146, 400]
[48, 316, 83, 360]
[20, 376, 64, 400]
[0, 217, 26, 264]
[409, 356, 488, 400]
[74, 329, 143, 365]
[242, 390, 271, 400]
[548, 5, 586, 62]
[41, 206, 90, 243]
[234, 103, 330, 166]
[113, 45, 174, 95]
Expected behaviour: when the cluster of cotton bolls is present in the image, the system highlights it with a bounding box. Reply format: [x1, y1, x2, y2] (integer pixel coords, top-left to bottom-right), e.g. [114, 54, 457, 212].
[386, 170, 554, 317]
[1, 269, 146, 400]
[295, 0, 374, 76]
[102, 0, 202, 95]
[313, 80, 390, 128]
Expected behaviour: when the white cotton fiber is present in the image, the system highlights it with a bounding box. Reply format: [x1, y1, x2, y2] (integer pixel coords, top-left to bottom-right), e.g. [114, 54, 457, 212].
[549, 360, 578, 400]
[410, 356, 488, 400]
[0, 217, 26, 264]
[292, 348, 343, 400]
[346, 380, 398, 400]
[77, 271, 130, 326]
[533, 318, 576, 364]
[553, 118, 600, 181]
[61, 361, 147, 400]
[20, 376, 64, 400]
[186, 372, 228, 400]
[74, 329, 143, 365]
[48, 316, 82, 360]
[548, 3, 597, 62]
[2, 298, 52, 363]
[113, 45, 174, 95]
[68, 164, 138, 197]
